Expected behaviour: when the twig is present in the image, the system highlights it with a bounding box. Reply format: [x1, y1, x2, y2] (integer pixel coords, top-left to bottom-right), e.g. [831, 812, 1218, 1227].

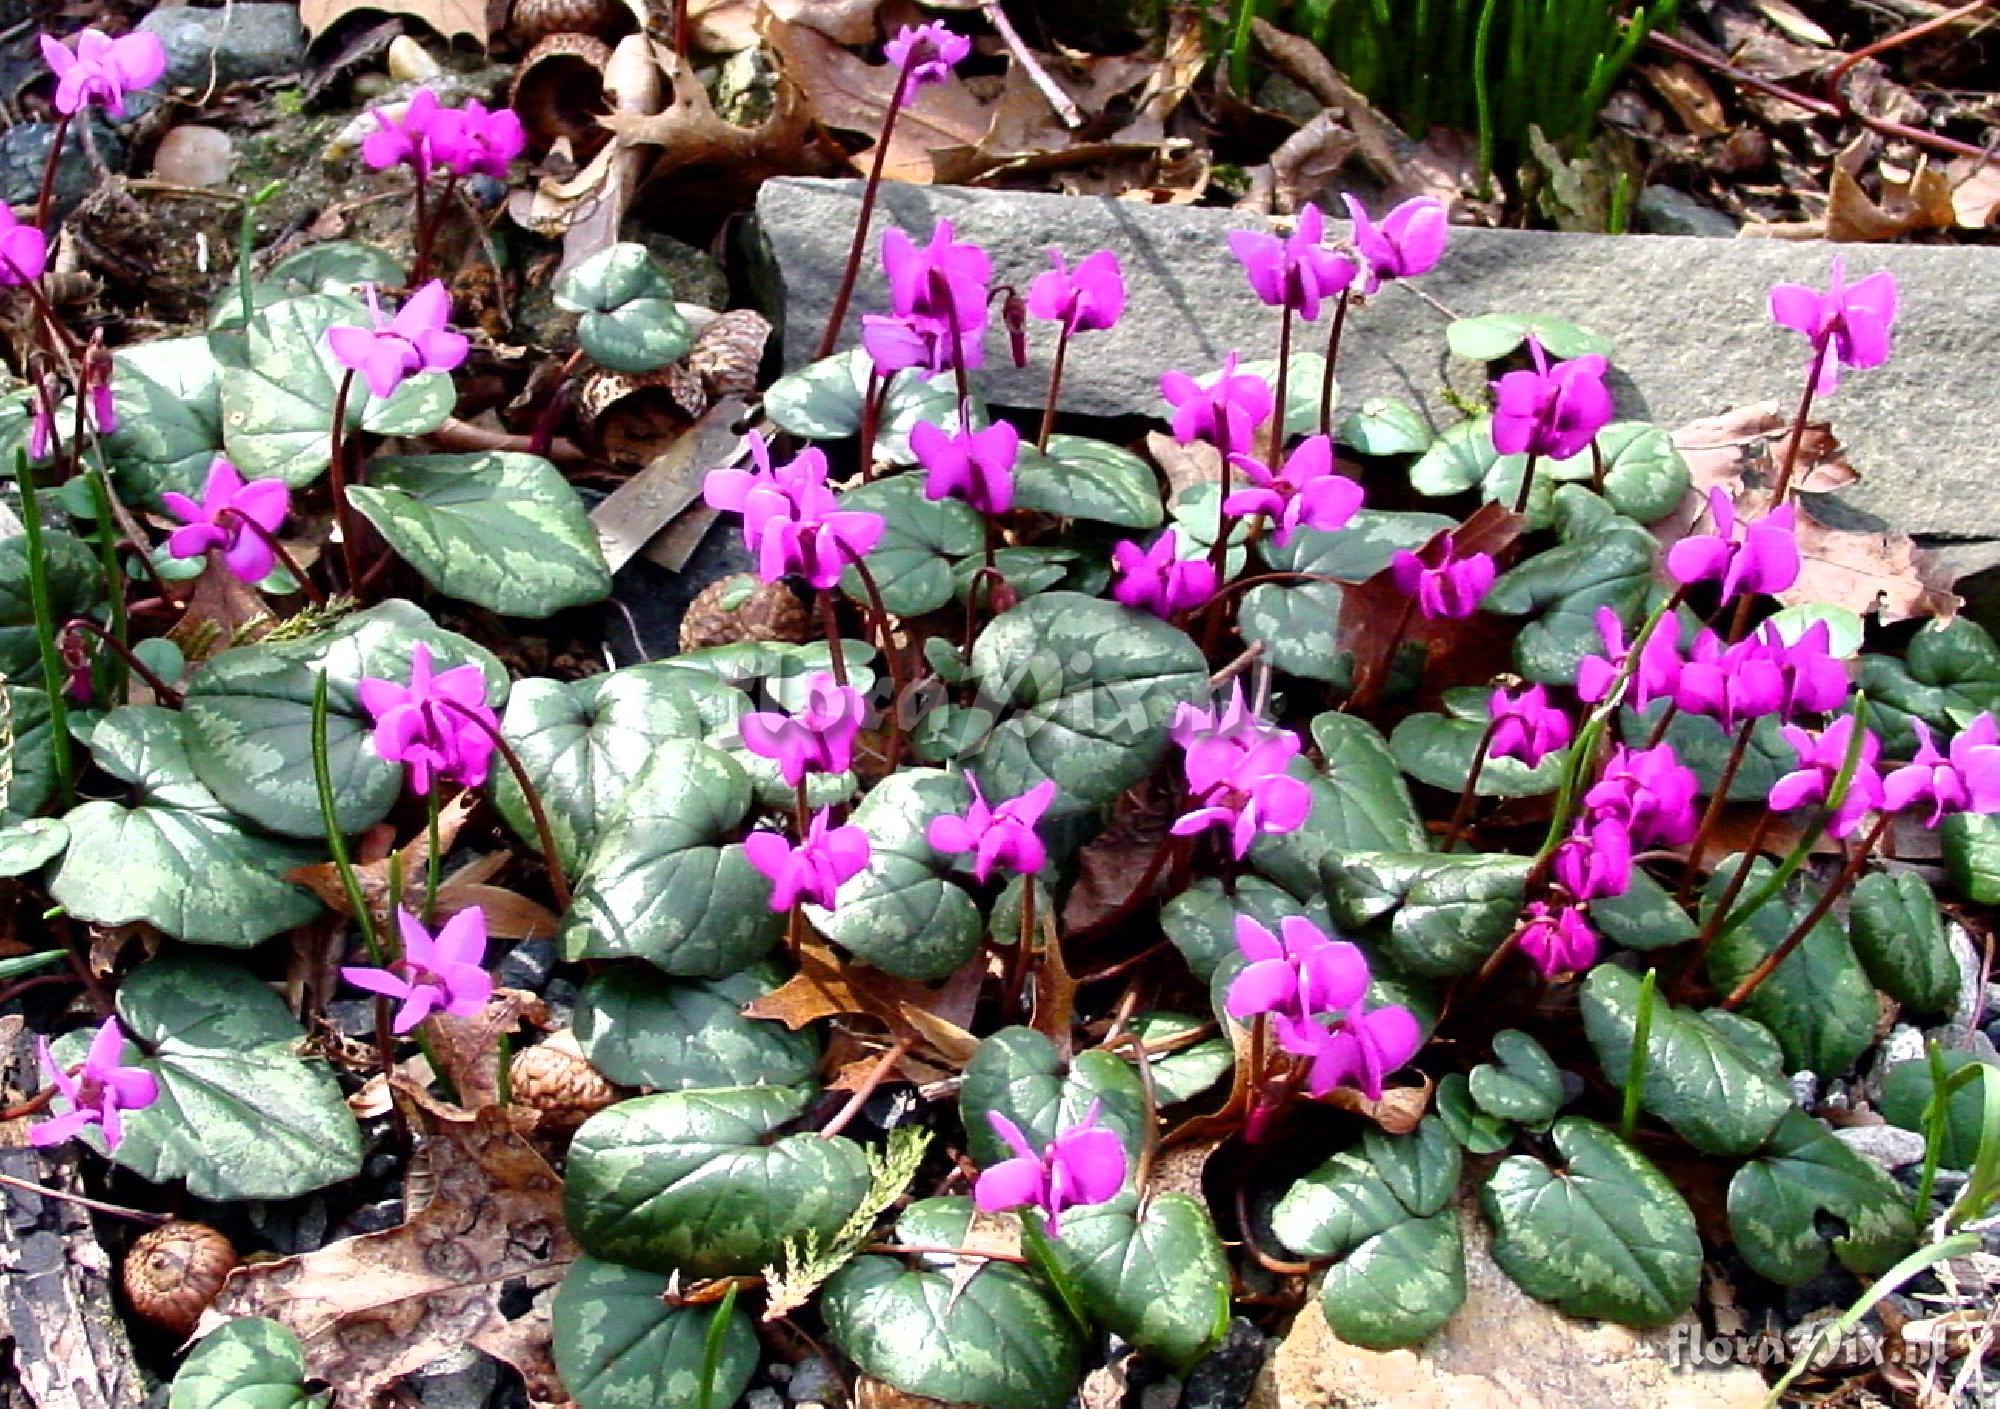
[981, 4, 1084, 128]
[0, 1171, 171, 1225]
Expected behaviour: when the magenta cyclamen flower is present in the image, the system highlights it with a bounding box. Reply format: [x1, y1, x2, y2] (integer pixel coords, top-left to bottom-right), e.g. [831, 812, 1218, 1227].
[1553, 817, 1634, 901]
[702, 438, 885, 590]
[41, 28, 165, 118]
[361, 88, 446, 174]
[1160, 355, 1274, 462]
[1585, 743, 1700, 848]
[1224, 435, 1364, 546]
[1169, 680, 1276, 760]
[1112, 528, 1217, 619]
[739, 671, 866, 787]
[974, 1104, 1127, 1238]
[357, 641, 499, 795]
[1666, 489, 1801, 603]
[1754, 620, 1851, 718]
[160, 457, 291, 585]
[745, 808, 872, 912]
[1389, 533, 1494, 620]
[884, 21, 972, 87]
[1488, 684, 1572, 767]
[430, 99, 525, 180]
[886, 221, 990, 340]
[1342, 194, 1449, 294]
[343, 906, 493, 1033]
[1575, 608, 1684, 710]
[1769, 258, 1897, 394]
[927, 775, 1056, 882]
[1027, 248, 1126, 335]
[1883, 716, 2000, 828]
[0, 204, 48, 287]
[1225, 915, 1369, 1054]
[1299, 1000, 1423, 1102]
[1674, 629, 1786, 734]
[1490, 338, 1614, 462]
[1172, 728, 1312, 858]
[911, 418, 1018, 516]
[1771, 714, 1882, 839]
[1517, 901, 1598, 981]
[1227, 204, 1357, 322]
[326, 280, 469, 401]
[30, 1017, 156, 1152]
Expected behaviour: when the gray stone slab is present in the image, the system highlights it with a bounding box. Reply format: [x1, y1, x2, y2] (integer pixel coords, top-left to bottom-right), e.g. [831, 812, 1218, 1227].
[755, 177, 1998, 537]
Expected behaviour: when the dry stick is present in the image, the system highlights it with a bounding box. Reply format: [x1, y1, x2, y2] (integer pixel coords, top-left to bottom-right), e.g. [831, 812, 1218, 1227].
[220, 508, 326, 606]
[1317, 288, 1351, 439]
[326, 369, 364, 590]
[815, 63, 914, 360]
[1677, 717, 1758, 904]
[819, 1038, 912, 1140]
[1827, 0, 1997, 108]
[0, 1171, 171, 1225]
[981, 1, 1083, 126]
[436, 699, 571, 909]
[1722, 813, 1891, 1011]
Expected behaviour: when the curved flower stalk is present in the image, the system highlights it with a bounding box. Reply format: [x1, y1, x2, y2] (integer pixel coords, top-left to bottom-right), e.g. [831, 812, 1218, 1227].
[30, 1017, 157, 1152]
[356, 88, 524, 281]
[1766, 260, 1897, 505]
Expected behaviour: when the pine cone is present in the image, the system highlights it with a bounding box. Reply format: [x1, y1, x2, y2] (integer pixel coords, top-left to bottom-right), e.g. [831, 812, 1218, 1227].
[510, 0, 621, 44]
[510, 1043, 617, 1129]
[124, 1221, 238, 1338]
[687, 310, 773, 401]
[680, 574, 812, 652]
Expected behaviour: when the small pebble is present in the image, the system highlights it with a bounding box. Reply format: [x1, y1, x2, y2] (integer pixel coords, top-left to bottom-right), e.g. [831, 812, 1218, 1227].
[333, 1198, 405, 1238]
[745, 1391, 783, 1409]
[1141, 1383, 1184, 1409]
[150, 126, 234, 188]
[1789, 1072, 1818, 1108]
[387, 36, 442, 83]
[1833, 1123, 1928, 1172]
[495, 938, 557, 993]
[788, 1357, 840, 1404]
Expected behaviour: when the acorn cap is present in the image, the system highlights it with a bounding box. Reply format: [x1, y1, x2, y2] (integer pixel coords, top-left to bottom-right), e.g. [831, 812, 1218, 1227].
[509, 0, 623, 45]
[680, 573, 813, 653]
[510, 32, 615, 158]
[510, 1042, 617, 1129]
[124, 1221, 238, 1339]
[687, 309, 773, 402]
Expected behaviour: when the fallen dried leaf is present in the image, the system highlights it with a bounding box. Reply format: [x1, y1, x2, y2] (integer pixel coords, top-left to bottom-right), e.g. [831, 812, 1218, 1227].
[1945, 153, 2000, 229]
[591, 397, 747, 572]
[1148, 432, 1221, 500]
[1826, 160, 1956, 242]
[764, 0, 884, 44]
[300, 0, 495, 46]
[1243, 110, 1360, 214]
[205, 1092, 575, 1407]
[744, 940, 984, 1071]
[1637, 61, 1729, 138]
[427, 989, 550, 1111]
[1321, 1075, 1432, 1135]
[689, 0, 764, 52]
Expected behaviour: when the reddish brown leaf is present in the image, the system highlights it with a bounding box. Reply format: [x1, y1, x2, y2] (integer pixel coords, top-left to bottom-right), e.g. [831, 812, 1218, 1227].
[743, 941, 984, 1072]
[1320, 1075, 1432, 1135]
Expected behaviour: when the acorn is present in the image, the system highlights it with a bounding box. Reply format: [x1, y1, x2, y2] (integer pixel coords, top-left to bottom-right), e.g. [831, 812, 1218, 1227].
[576, 363, 708, 465]
[680, 574, 813, 653]
[509, 1042, 617, 1130]
[123, 1221, 238, 1339]
[509, 0, 623, 45]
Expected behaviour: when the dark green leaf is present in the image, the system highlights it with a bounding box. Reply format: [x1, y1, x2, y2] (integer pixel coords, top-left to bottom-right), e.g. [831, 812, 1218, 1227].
[960, 1026, 1146, 1168]
[1319, 1209, 1466, 1350]
[1159, 876, 1336, 981]
[836, 473, 985, 617]
[1435, 1071, 1512, 1153]
[1120, 1013, 1234, 1105]
[552, 1256, 759, 1409]
[1726, 1109, 1918, 1285]
[1035, 1192, 1231, 1370]
[565, 1085, 869, 1277]
[1879, 1052, 1995, 1169]
[575, 963, 818, 1091]
[1324, 853, 1530, 979]
[1942, 811, 2000, 905]
[98, 337, 225, 505]
[0, 817, 67, 876]
[1588, 867, 1696, 950]
[1272, 1118, 1461, 1260]
[552, 244, 695, 373]
[763, 350, 970, 464]
[810, 768, 981, 981]
[348, 452, 611, 617]
[1594, 423, 1692, 525]
[1480, 1117, 1700, 1327]
[1249, 714, 1427, 899]
[1858, 618, 2000, 754]
[1012, 436, 1164, 529]
[170, 1317, 324, 1409]
[1484, 523, 1656, 685]
[1469, 1029, 1563, 1127]
[1390, 705, 1562, 799]
[1847, 870, 1960, 1016]
[1446, 312, 1611, 361]
[0, 530, 103, 681]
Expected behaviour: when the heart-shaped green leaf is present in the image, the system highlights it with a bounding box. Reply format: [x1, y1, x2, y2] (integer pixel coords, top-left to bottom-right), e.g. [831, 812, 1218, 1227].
[1469, 1029, 1563, 1127]
[835, 473, 985, 617]
[1032, 1192, 1230, 1370]
[1943, 811, 2000, 904]
[1847, 870, 1961, 1016]
[0, 817, 67, 876]
[1593, 423, 1692, 525]
[98, 336, 225, 505]
[491, 666, 713, 870]
[764, 350, 972, 464]
[1324, 852, 1530, 978]
[1435, 1071, 1512, 1154]
[1580, 964, 1789, 1157]
[552, 243, 695, 373]
[1704, 860, 1876, 1078]
[217, 294, 456, 485]
[1484, 522, 1657, 685]
[1726, 1109, 1918, 1285]
[1272, 1118, 1461, 1260]
[1012, 436, 1164, 529]
[56, 957, 361, 1199]
[1249, 714, 1428, 900]
[1322, 1210, 1466, 1350]
[824, 1198, 1082, 1409]
[1446, 312, 1610, 361]
[1879, 1052, 1996, 1169]
[1338, 397, 1432, 456]
[1119, 1013, 1234, 1105]
[0, 529, 103, 681]
[1481, 1118, 1700, 1327]
[575, 962, 819, 1091]
[1160, 876, 1338, 981]
[552, 1256, 759, 1409]
[809, 768, 981, 981]
[565, 1085, 870, 1277]
[1241, 511, 1450, 683]
[347, 452, 611, 617]
[180, 600, 505, 838]
[561, 739, 783, 977]
[960, 1026, 1147, 1168]
[170, 1317, 326, 1409]
[1859, 618, 2000, 754]
[1588, 867, 1696, 950]
[959, 592, 1206, 819]
[50, 707, 320, 945]
[1390, 690, 1563, 798]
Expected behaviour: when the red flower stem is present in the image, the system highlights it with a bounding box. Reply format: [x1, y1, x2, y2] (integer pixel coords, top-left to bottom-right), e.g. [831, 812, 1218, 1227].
[61, 617, 181, 705]
[1439, 714, 1505, 852]
[528, 348, 588, 460]
[31, 114, 73, 234]
[1103, 1029, 1161, 1192]
[219, 508, 327, 606]
[436, 698, 570, 909]
[817, 589, 851, 687]
[409, 173, 432, 287]
[838, 551, 909, 767]
[1682, 807, 1778, 985]
[1721, 812, 1890, 1011]
[1770, 341, 1829, 508]
[1036, 323, 1073, 454]
[816, 64, 914, 360]
[857, 367, 884, 481]
[1677, 716, 1758, 904]
[819, 1037, 913, 1140]
[1266, 304, 1292, 471]
[1317, 288, 1351, 439]
[1511, 451, 1542, 515]
[327, 369, 364, 590]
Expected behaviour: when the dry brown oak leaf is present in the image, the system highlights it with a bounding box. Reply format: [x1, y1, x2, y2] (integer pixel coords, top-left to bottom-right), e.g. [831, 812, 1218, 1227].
[205, 1095, 576, 1407]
